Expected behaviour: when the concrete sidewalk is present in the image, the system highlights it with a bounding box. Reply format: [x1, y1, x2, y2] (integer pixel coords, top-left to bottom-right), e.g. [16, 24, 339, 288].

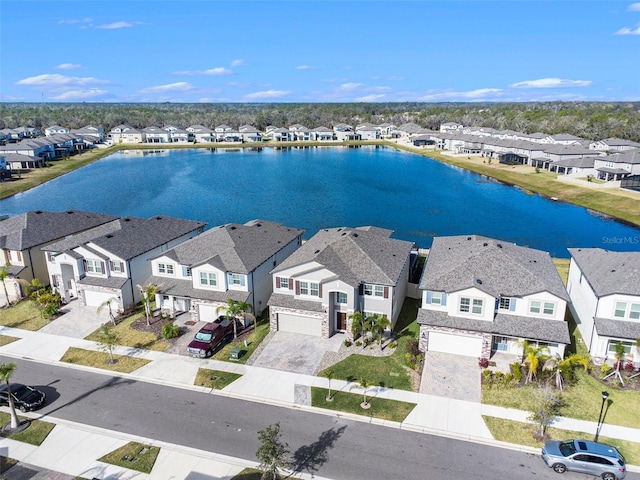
[1, 323, 639, 479]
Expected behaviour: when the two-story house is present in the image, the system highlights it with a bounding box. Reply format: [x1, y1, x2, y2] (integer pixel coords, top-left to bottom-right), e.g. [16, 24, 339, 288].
[146, 220, 303, 321]
[42, 216, 205, 311]
[0, 210, 118, 299]
[269, 226, 417, 339]
[567, 248, 640, 364]
[417, 235, 570, 360]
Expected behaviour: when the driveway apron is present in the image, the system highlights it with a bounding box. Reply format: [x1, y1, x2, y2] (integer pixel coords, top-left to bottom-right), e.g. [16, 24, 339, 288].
[420, 351, 481, 402]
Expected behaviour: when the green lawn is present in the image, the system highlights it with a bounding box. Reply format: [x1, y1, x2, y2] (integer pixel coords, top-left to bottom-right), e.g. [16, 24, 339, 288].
[98, 441, 160, 474]
[232, 467, 300, 480]
[0, 300, 49, 330]
[0, 334, 20, 347]
[194, 368, 242, 389]
[0, 412, 55, 445]
[311, 387, 416, 422]
[483, 416, 640, 465]
[317, 298, 421, 391]
[212, 319, 271, 364]
[85, 311, 169, 352]
[60, 347, 151, 373]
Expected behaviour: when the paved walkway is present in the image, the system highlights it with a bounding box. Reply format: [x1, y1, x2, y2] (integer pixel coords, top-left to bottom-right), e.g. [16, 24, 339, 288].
[1, 323, 639, 479]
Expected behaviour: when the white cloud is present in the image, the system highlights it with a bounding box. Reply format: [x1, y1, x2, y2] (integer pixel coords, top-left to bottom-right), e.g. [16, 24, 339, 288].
[339, 83, 364, 91]
[51, 88, 108, 100]
[510, 78, 591, 88]
[244, 89, 291, 99]
[419, 88, 503, 101]
[55, 63, 83, 70]
[295, 65, 318, 70]
[139, 82, 194, 94]
[231, 59, 246, 67]
[58, 18, 92, 25]
[355, 94, 386, 102]
[16, 74, 109, 86]
[96, 21, 142, 29]
[615, 24, 640, 35]
[173, 67, 233, 76]
[628, 3, 640, 11]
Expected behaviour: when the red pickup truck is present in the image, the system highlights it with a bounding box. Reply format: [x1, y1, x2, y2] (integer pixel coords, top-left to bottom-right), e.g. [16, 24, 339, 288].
[187, 316, 235, 358]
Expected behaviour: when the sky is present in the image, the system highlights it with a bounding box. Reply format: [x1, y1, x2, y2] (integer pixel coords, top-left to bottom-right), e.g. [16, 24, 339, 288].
[1, 1, 639, 103]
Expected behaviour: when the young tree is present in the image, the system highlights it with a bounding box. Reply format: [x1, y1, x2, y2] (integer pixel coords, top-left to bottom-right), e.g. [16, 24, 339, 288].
[603, 341, 627, 386]
[217, 299, 255, 340]
[0, 362, 20, 429]
[349, 311, 364, 342]
[369, 314, 391, 346]
[325, 369, 334, 401]
[522, 342, 550, 384]
[256, 422, 290, 480]
[137, 283, 159, 327]
[528, 385, 563, 441]
[543, 353, 590, 390]
[350, 377, 371, 409]
[97, 297, 119, 326]
[96, 325, 119, 364]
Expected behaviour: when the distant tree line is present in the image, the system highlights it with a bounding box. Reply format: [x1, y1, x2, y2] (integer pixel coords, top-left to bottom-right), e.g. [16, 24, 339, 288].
[1, 101, 639, 142]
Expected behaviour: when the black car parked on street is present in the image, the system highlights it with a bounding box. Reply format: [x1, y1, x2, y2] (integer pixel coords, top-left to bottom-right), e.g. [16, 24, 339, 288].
[0, 384, 46, 412]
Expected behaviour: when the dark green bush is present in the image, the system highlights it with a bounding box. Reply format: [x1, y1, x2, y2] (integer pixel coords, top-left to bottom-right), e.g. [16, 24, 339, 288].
[161, 323, 180, 339]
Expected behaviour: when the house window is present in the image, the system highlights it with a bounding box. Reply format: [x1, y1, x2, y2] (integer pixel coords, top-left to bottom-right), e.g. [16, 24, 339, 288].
[460, 297, 470, 313]
[374, 285, 384, 297]
[472, 299, 483, 314]
[199, 272, 217, 286]
[614, 302, 627, 318]
[279, 278, 289, 289]
[530, 301, 541, 314]
[364, 284, 373, 296]
[231, 273, 242, 286]
[630, 304, 640, 320]
[111, 261, 122, 273]
[85, 259, 103, 274]
[543, 302, 555, 315]
[299, 281, 309, 295]
[529, 300, 555, 315]
[430, 292, 442, 305]
[310, 282, 319, 297]
[336, 292, 347, 304]
[460, 297, 483, 315]
[607, 340, 632, 355]
[498, 298, 511, 310]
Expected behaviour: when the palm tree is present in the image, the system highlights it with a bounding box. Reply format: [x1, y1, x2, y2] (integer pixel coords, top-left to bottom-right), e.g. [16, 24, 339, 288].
[97, 297, 119, 326]
[217, 299, 255, 340]
[0, 362, 20, 429]
[137, 283, 159, 327]
[325, 369, 334, 401]
[96, 325, 119, 364]
[349, 311, 374, 347]
[522, 341, 550, 384]
[0, 265, 11, 308]
[369, 314, 391, 346]
[358, 377, 370, 408]
[603, 341, 627, 386]
[543, 353, 590, 390]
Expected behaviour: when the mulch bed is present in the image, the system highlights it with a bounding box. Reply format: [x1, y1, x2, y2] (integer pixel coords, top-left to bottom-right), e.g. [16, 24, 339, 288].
[130, 316, 182, 345]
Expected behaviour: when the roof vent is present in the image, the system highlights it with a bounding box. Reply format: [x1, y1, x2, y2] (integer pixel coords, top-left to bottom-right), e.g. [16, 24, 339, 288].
[314, 249, 320, 254]
[106, 234, 113, 238]
[611, 269, 616, 273]
[476, 278, 483, 285]
[342, 232, 347, 236]
[497, 243, 502, 248]
[256, 223, 262, 227]
[67, 211, 74, 214]
[353, 233, 358, 237]
[156, 216, 162, 220]
[230, 226, 236, 230]
[35, 210, 43, 214]
[483, 242, 488, 247]
[124, 218, 131, 222]
[467, 236, 471, 240]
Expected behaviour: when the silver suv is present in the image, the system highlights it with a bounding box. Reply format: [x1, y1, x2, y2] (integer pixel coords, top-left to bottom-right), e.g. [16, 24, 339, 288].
[542, 439, 626, 480]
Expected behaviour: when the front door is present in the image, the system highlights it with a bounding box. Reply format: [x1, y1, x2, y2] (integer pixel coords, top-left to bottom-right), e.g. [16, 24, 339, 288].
[336, 312, 347, 331]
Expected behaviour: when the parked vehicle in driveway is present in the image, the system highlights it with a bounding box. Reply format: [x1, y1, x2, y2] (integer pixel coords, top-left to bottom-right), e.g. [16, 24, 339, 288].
[187, 316, 235, 358]
[542, 439, 626, 479]
[0, 384, 46, 412]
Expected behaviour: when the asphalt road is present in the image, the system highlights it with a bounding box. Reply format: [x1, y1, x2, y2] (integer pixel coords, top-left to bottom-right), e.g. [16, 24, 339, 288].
[4, 357, 638, 480]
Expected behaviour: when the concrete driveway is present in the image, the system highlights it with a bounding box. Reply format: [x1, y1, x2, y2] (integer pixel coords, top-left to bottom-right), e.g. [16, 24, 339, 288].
[252, 331, 343, 375]
[39, 300, 110, 339]
[420, 351, 481, 402]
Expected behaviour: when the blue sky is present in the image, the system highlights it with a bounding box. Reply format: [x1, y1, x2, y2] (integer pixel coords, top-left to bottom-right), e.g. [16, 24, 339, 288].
[1, 1, 639, 103]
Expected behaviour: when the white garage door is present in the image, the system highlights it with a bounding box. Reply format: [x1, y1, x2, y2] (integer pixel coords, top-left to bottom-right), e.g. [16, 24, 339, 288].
[83, 290, 117, 308]
[278, 313, 323, 337]
[199, 304, 219, 322]
[428, 331, 483, 357]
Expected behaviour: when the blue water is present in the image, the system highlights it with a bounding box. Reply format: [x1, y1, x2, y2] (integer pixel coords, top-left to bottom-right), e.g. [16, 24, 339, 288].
[1, 146, 639, 258]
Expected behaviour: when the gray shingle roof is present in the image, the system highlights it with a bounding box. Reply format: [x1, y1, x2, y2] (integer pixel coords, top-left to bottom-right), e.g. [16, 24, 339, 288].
[419, 235, 569, 301]
[146, 275, 250, 303]
[42, 216, 205, 261]
[155, 220, 303, 274]
[0, 210, 117, 250]
[417, 309, 570, 344]
[268, 292, 326, 312]
[271, 226, 415, 287]
[594, 317, 640, 339]
[568, 248, 640, 297]
[78, 275, 129, 289]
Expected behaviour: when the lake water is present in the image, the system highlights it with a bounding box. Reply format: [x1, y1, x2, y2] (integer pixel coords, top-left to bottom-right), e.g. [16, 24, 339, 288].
[1, 145, 639, 258]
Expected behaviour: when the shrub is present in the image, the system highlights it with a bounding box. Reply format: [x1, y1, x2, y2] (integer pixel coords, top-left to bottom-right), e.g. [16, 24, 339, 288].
[624, 361, 635, 372]
[161, 323, 180, 339]
[599, 363, 612, 378]
[510, 362, 523, 382]
[478, 357, 489, 369]
[388, 340, 398, 349]
[482, 369, 493, 385]
[406, 338, 420, 357]
[343, 339, 352, 347]
[355, 341, 362, 347]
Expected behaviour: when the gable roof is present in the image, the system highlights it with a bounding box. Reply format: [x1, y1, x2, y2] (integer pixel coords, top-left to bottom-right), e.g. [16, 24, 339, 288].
[42, 216, 205, 260]
[272, 226, 415, 287]
[419, 235, 569, 301]
[0, 210, 118, 251]
[156, 219, 303, 274]
[568, 248, 640, 297]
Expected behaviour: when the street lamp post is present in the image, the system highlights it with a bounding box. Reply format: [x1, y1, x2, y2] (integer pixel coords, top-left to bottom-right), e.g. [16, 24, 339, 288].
[595, 391, 609, 442]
